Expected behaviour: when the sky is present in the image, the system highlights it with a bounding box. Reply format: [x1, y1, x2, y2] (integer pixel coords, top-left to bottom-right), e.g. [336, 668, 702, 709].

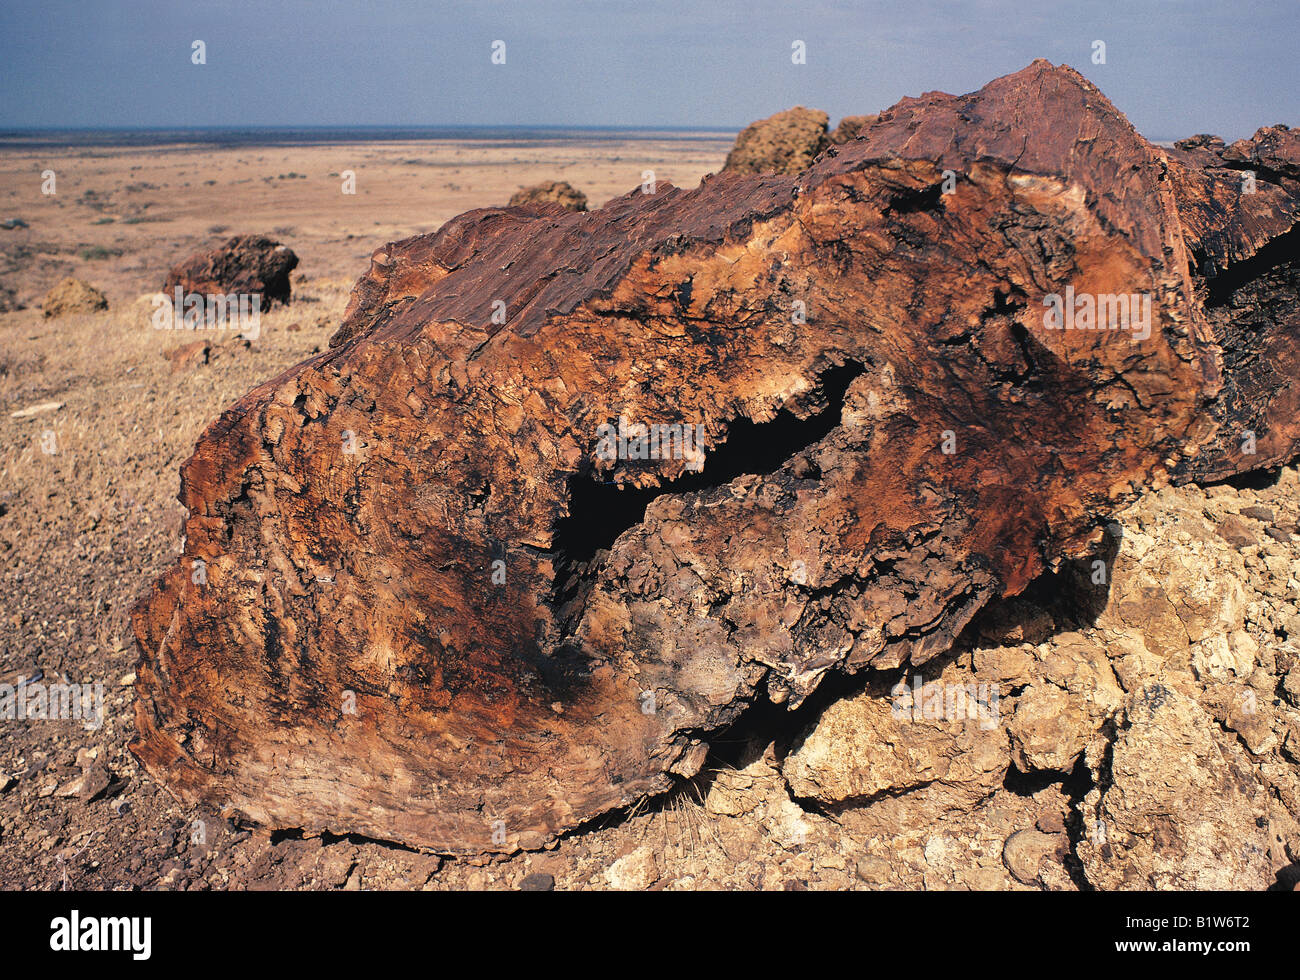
[0, 0, 1295, 142]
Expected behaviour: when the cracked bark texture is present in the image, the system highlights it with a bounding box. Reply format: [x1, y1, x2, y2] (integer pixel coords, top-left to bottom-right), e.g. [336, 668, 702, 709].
[162, 235, 300, 312]
[132, 61, 1222, 854]
[1164, 126, 1300, 482]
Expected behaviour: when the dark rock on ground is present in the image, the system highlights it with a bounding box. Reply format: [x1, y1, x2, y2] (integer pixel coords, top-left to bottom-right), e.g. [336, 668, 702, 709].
[163, 234, 299, 311]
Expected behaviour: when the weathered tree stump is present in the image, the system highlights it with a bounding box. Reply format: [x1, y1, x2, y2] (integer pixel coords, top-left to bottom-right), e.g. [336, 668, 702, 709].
[133, 61, 1238, 853]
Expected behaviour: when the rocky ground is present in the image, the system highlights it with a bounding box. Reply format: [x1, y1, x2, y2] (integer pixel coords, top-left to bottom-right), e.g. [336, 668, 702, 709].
[1, 136, 1297, 890]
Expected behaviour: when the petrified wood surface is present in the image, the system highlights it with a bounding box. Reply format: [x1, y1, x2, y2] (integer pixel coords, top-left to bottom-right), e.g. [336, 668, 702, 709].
[1164, 127, 1300, 482]
[132, 61, 1223, 853]
[163, 234, 299, 311]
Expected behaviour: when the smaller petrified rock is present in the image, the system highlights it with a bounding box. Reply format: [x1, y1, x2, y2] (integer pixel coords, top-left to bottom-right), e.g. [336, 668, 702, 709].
[1173, 133, 1226, 153]
[55, 764, 111, 802]
[829, 114, 878, 144]
[1215, 514, 1258, 549]
[41, 278, 107, 318]
[1191, 632, 1257, 682]
[507, 180, 588, 212]
[1002, 828, 1063, 886]
[722, 106, 829, 174]
[763, 795, 816, 851]
[1222, 696, 1278, 756]
[1240, 505, 1275, 522]
[1221, 124, 1300, 179]
[783, 673, 1007, 806]
[998, 826, 1060, 883]
[1007, 683, 1096, 773]
[1036, 810, 1067, 835]
[163, 235, 298, 311]
[972, 646, 1039, 688]
[1099, 514, 1250, 653]
[703, 767, 761, 817]
[1078, 685, 1272, 890]
[518, 872, 555, 892]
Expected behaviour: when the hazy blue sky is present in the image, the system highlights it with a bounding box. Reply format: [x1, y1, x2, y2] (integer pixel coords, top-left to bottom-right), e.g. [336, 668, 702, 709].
[1, 0, 1295, 141]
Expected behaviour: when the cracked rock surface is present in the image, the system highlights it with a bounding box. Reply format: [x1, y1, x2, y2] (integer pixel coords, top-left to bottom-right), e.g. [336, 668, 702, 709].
[129, 60, 1297, 867]
[162, 234, 299, 312]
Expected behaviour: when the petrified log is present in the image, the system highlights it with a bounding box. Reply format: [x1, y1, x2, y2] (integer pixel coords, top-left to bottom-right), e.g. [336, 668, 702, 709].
[132, 61, 1221, 854]
[163, 234, 299, 311]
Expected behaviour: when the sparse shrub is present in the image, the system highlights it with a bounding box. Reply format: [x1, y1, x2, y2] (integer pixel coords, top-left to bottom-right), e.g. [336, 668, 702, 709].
[78, 245, 121, 261]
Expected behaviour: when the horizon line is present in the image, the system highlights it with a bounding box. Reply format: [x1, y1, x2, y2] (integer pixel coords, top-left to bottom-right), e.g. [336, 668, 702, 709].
[0, 123, 739, 134]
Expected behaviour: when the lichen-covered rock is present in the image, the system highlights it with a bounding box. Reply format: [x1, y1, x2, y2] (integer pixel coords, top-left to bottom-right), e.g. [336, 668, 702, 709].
[163, 234, 298, 311]
[41, 278, 107, 318]
[722, 106, 829, 175]
[507, 180, 588, 212]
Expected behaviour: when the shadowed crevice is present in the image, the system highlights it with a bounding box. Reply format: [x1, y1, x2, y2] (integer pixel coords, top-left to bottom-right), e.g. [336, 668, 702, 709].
[547, 360, 867, 618]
